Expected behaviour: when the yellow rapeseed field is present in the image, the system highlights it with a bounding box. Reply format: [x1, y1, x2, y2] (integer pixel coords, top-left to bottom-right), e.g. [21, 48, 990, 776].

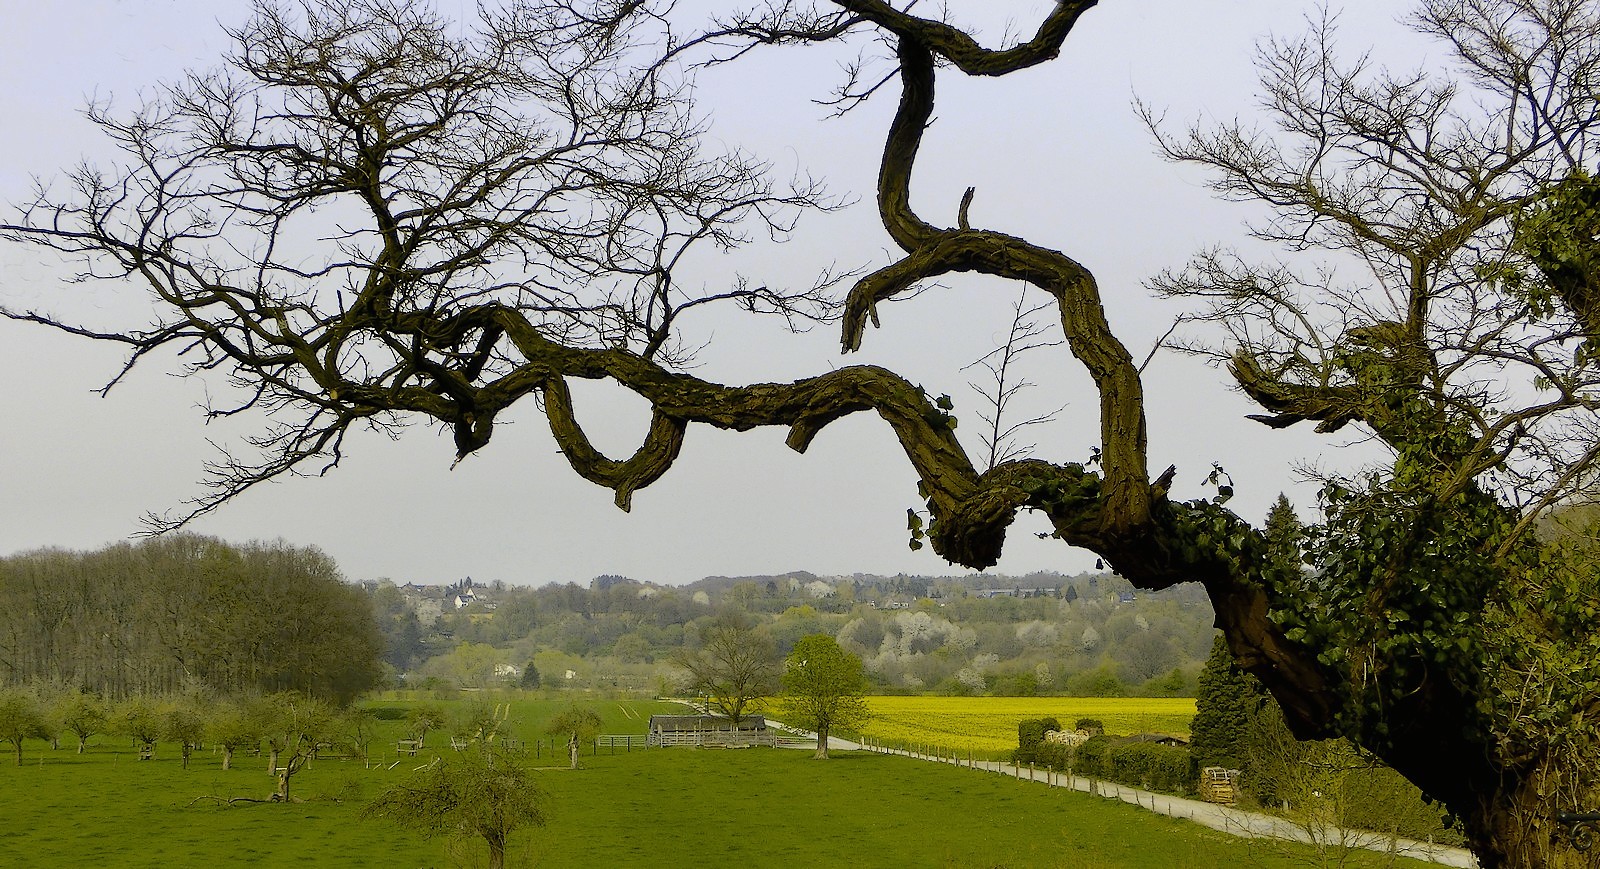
[855, 696, 1196, 755]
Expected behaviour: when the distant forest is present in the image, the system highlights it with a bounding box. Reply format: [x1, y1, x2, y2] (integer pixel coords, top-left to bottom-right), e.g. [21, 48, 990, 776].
[0, 536, 381, 702]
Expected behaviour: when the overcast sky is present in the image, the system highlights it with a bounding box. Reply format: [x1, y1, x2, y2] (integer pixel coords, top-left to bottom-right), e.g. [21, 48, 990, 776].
[0, 1, 1418, 587]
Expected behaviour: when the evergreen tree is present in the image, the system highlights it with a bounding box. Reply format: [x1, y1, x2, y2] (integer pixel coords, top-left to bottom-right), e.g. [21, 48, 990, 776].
[1263, 494, 1304, 575]
[1192, 496, 1300, 773]
[1189, 635, 1263, 771]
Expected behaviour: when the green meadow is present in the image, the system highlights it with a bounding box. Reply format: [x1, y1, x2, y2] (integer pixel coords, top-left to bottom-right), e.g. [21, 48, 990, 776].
[0, 697, 1432, 868]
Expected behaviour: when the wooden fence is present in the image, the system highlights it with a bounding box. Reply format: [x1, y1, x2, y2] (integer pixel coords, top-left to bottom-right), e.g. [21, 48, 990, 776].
[646, 729, 777, 748]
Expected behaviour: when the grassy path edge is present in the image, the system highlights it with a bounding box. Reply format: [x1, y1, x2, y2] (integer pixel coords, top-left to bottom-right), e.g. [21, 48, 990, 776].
[722, 696, 1478, 869]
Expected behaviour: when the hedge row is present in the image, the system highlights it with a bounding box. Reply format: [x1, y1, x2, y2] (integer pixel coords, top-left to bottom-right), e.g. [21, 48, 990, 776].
[1033, 735, 1193, 796]
[1012, 717, 1061, 764]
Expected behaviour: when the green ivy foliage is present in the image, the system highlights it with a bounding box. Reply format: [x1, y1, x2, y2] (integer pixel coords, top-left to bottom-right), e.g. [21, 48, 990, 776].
[1516, 170, 1600, 340]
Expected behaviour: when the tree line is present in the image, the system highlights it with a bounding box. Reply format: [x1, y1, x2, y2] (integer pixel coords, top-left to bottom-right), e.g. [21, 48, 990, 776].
[388, 569, 1217, 699]
[0, 535, 383, 702]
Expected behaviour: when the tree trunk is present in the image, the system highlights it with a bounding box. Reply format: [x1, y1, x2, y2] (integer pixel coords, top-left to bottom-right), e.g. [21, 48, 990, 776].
[268, 747, 279, 775]
[11, 741, 20, 766]
[486, 831, 506, 869]
[76, 734, 87, 754]
[567, 735, 579, 770]
[1463, 763, 1595, 869]
[275, 770, 290, 802]
[221, 746, 233, 771]
[814, 722, 830, 759]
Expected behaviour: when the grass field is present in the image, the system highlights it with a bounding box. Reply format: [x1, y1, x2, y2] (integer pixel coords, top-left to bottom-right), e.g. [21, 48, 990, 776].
[0, 696, 1426, 868]
[854, 696, 1198, 757]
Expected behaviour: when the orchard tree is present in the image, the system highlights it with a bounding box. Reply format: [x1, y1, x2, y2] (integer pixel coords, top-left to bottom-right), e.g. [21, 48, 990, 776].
[670, 621, 780, 725]
[365, 743, 548, 869]
[162, 698, 207, 770]
[452, 702, 506, 747]
[117, 696, 163, 760]
[0, 687, 50, 766]
[207, 701, 261, 771]
[54, 691, 107, 755]
[341, 707, 379, 761]
[408, 702, 448, 747]
[252, 691, 336, 800]
[780, 634, 868, 759]
[7, 0, 1600, 864]
[545, 706, 601, 770]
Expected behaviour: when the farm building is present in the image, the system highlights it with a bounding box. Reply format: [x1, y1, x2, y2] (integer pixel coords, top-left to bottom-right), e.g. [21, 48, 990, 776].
[647, 714, 775, 747]
[1122, 733, 1189, 747]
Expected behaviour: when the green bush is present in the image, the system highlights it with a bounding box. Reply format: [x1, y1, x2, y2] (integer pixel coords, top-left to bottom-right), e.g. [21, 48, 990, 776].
[1034, 740, 1072, 770]
[1108, 742, 1191, 794]
[1012, 717, 1061, 763]
[1037, 736, 1192, 796]
[1340, 766, 1465, 845]
[1069, 735, 1111, 777]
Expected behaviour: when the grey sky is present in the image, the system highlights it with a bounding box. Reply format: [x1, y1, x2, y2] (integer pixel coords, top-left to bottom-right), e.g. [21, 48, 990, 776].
[0, 1, 1409, 587]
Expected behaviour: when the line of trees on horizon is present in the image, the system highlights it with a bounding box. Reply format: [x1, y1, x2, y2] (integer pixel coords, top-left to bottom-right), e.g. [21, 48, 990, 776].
[377, 565, 1218, 701]
[0, 535, 384, 703]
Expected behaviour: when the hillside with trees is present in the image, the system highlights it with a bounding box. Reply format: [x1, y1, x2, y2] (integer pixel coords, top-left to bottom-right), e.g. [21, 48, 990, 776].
[374, 568, 1217, 700]
[0, 529, 1219, 702]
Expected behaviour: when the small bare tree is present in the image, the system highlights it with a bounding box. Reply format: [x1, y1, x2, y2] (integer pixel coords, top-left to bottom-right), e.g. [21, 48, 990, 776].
[964, 289, 1065, 471]
[670, 621, 780, 725]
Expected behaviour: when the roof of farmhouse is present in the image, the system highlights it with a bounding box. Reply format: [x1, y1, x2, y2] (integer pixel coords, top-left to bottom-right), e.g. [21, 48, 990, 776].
[649, 715, 768, 731]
